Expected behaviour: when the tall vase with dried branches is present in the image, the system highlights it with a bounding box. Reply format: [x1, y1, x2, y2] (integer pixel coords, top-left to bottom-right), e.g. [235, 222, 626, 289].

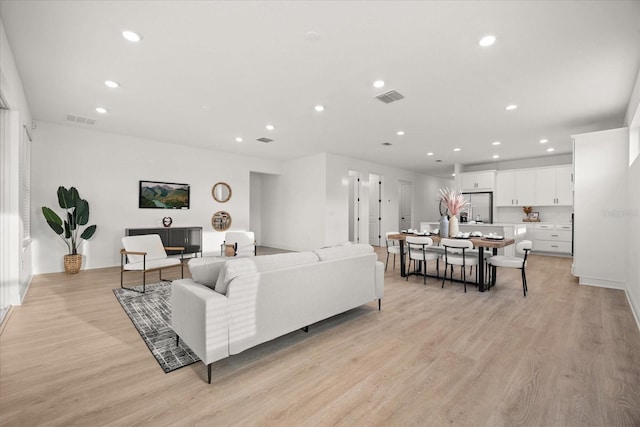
[438, 188, 469, 237]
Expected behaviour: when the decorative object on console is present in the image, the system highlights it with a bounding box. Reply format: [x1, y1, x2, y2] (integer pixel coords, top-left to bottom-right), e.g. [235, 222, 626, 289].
[438, 188, 468, 237]
[211, 211, 232, 231]
[212, 182, 232, 203]
[139, 180, 190, 209]
[41, 186, 97, 274]
[162, 217, 173, 227]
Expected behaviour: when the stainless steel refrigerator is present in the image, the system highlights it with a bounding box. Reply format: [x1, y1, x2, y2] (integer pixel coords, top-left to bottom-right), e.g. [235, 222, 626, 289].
[461, 192, 493, 224]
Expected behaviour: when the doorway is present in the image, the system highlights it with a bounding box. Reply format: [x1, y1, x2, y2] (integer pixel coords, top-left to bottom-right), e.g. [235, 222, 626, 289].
[399, 180, 412, 231]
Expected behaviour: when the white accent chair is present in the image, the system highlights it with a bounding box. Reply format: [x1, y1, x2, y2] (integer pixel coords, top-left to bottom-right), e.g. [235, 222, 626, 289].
[441, 238, 478, 293]
[405, 236, 440, 285]
[120, 234, 184, 293]
[486, 240, 532, 296]
[222, 231, 256, 257]
[384, 231, 402, 271]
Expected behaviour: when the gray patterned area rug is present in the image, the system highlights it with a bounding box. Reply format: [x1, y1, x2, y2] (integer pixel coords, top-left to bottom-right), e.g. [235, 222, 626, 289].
[113, 281, 200, 373]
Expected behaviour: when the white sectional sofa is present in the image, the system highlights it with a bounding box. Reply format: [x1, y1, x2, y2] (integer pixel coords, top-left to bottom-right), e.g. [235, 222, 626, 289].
[171, 244, 384, 383]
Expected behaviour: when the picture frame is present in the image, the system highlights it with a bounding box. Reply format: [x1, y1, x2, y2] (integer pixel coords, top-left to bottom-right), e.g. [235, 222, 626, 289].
[139, 180, 190, 209]
[527, 212, 539, 220]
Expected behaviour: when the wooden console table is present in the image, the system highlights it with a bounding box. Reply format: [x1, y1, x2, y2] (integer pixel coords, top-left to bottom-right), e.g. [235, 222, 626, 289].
[125, 226, 203, 257]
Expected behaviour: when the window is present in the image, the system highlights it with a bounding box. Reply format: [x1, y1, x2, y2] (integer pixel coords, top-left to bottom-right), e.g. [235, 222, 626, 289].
[20, 124, 31, 243]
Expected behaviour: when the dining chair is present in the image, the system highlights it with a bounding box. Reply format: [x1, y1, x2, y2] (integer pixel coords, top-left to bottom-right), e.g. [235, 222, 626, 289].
[385, 231, 402, 271]
[486, 240, 532, 296]
[441, 238, 478, 293]
[405, 236, 440, 284]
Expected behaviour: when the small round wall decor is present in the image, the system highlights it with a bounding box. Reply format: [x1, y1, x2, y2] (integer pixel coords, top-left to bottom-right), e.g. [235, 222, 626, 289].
[211, 211, 232, 231]
[162, 216, 173, 227]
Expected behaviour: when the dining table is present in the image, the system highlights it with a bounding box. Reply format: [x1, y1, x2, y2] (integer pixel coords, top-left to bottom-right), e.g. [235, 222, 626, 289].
[387, 232, 516, 292]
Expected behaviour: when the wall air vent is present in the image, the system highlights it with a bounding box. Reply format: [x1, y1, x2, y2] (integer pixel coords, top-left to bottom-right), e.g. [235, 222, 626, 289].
[66, 114, 96, 125]
[257, 137, 274, 143]
[375, 90, 405, 104]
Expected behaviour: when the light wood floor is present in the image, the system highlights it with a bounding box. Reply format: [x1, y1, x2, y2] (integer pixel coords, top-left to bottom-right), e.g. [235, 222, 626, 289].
[2, 248, 640, 426]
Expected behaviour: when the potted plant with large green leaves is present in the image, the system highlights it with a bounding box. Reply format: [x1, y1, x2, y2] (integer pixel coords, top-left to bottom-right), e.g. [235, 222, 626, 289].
[42, 186, 97, 274]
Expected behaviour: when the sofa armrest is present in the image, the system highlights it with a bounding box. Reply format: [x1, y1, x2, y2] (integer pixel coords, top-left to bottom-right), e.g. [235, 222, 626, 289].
[171, 278, 229, 365]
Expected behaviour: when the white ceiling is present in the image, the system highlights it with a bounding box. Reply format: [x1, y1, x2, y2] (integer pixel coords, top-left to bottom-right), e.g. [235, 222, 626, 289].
[2, 1, 640, 177]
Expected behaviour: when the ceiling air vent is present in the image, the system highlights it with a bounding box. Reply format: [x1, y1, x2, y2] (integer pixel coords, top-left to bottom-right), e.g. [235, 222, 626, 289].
[66, 114, 96, 125]
[375, 90, 405, 104]
[256, 137, 274, 143]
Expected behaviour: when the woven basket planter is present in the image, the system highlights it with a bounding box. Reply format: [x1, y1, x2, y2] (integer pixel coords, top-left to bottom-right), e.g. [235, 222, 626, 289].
[64, 254, 82, 274]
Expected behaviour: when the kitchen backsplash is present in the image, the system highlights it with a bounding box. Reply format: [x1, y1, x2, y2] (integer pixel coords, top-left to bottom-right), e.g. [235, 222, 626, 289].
[496, 206, 573, 224]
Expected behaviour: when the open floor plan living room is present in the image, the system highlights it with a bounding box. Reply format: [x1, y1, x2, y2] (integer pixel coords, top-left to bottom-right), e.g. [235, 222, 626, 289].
[1, 1, 640, 425]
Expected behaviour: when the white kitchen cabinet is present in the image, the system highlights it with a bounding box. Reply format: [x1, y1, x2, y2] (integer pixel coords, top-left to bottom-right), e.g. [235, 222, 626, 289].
[533, 223, 572, 254]
[460, 171, 495, 192]
[496, 170, 535, 206]
[534, 165, 573, 206]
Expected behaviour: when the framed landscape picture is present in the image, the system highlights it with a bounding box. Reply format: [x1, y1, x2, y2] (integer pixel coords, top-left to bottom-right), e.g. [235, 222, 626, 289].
[139, 180, 190, 209]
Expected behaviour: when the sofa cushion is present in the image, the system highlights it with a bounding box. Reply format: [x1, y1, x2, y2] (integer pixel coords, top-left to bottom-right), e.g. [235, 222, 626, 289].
[313, 243, 374, 261]
[188, 257, 226, 289]
[214, 251, 319, 295]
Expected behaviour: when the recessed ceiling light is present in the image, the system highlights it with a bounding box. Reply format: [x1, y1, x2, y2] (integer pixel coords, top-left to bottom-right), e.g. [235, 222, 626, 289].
[505, 104, 518, 111]
[427, 152, 434, 156]
[95, 107, 108, 114]
[235, 137, 243, 142]
[539, 138, 548, 143]
[104, 80, 120, 89]
[492, 141, 501, 146]
[453, 148, 461, 152]
[396, 130, 405, 136]
[381, 142, 392, 146]
[479, 35, 496, 47]
[452, 173, 456, 177]
[373, 80, 385, 88]
[314, 105, 325, 112]
[266, 124, 275, 131]
[122, 30, 142, 42]
[547, 147, 555, 152]
[493, 154, 500, 159]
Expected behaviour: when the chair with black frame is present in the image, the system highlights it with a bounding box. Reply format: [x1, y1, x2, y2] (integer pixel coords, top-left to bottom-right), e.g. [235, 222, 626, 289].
[486, 240, 532, 296]
[384, 231, 402, 271]
[120, 234, 184, 293]
[441, 238, 479, 293]
[222, 231, 256, 257]
[405, 235, 441, 285]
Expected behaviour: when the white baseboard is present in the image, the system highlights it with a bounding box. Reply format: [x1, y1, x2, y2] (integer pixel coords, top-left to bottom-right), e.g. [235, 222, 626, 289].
[578, 276, 625, 290]
[626, 289, 640, 333]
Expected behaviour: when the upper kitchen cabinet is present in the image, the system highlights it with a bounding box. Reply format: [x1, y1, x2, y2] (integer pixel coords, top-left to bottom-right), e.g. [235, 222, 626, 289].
[496, 170, 535, 206]
[459, 171, 495, 192]
[534, 165, 573, 206]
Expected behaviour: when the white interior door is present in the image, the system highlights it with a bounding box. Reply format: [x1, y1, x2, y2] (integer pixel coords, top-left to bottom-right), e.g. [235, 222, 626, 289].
[399, 181, 412, 230]
[348, 171, 360, 243]
[369, 174, 381, 246]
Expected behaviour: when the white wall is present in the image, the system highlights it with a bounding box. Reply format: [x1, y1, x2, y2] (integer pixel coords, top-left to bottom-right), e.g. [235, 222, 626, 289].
[249, 172, 263, 246]
[31, 122, 281, 273]
[0, 18, 33, 307]
[260, 153, 327, 251]
[573, 127, 629, 288]
[625, 67, 640, 328]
